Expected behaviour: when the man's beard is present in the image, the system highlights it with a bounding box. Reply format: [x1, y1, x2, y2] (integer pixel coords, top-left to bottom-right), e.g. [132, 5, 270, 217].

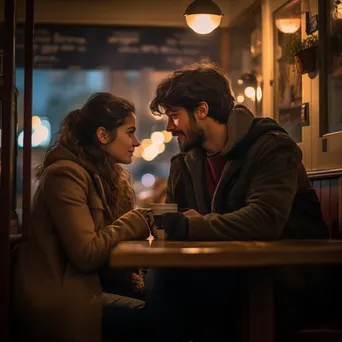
[176, 125, 205, 153]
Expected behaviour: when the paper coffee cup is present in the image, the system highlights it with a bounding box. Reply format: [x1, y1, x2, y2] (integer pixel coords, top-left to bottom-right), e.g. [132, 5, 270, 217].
[150, 203, 178, 215]
[155, 229, 165, 240]
[150, 203, 178, 240]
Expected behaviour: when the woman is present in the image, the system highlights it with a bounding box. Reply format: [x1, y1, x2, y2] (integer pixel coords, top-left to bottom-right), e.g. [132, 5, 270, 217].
[12, 93, 154, 342]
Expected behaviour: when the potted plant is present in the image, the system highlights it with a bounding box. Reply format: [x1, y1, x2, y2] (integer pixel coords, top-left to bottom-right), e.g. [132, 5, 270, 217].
[288, 34, 319, 74]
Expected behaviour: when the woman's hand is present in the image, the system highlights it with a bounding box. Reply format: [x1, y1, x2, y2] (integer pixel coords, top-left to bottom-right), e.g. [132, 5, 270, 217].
[134, 208, 157, 238]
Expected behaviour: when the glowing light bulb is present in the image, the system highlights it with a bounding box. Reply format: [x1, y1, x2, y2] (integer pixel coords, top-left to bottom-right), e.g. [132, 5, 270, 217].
[151, 131, 165, 145]
[245, 87, 256, 100]
[185, 14, 222, 34]
[141, 173, 156, 187]
[275, 18, 301, 34]
[162, 130, 173, 143]
[142, 144, 159, 161]
[32, 116, 41, 130]
[158, 143, 165, 154]
[257, 87, 263, 102]
[141, 139, 152, 149]
[237, 95, 245, 103]
[184, 0, 223, 35]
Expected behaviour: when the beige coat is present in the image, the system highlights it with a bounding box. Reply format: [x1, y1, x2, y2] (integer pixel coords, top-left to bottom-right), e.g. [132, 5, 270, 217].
[12, 145, 151, 342]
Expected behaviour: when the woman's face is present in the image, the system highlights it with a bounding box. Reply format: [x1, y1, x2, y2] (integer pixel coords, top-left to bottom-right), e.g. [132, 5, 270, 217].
[98, 112, 140, 164]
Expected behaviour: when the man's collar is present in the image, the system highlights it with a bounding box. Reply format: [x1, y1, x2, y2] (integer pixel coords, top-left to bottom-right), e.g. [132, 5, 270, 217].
[182, 105, 254, 163]
[221, 105, 254, 156]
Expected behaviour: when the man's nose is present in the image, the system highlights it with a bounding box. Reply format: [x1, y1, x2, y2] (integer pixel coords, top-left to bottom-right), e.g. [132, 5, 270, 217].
[166, 117, 175, 132]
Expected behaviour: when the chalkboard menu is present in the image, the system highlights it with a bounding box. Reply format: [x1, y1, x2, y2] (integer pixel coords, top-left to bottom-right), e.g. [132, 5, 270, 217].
[15, 24, 220, 70]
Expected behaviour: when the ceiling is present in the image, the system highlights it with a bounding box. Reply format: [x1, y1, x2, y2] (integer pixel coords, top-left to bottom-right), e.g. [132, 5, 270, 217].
[2, 0, 257, 28]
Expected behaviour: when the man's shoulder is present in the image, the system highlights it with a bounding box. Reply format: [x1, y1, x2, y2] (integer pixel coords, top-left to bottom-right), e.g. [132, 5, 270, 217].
[170, 152, 188, 164]
[251, 131, 302, 160]
[269, 131, 299, 150]
[169, 153, 188, 176]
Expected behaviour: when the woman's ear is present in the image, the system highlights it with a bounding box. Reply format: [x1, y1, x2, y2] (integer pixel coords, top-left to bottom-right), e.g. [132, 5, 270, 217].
[96, 127, 109, 144]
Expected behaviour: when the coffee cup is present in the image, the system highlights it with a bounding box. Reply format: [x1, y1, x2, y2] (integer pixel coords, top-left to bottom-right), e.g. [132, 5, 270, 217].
[150, 203, 178, 239]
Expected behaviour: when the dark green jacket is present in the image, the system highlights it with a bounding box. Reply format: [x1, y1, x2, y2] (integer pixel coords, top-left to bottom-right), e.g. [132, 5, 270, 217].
[166, 105, 329, 241]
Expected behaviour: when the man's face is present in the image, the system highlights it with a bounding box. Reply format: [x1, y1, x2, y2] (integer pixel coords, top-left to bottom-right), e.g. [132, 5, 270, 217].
[165, 107, 204, 152]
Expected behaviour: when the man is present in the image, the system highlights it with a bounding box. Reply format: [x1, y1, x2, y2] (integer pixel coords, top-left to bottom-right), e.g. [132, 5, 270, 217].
[145, 63, 329, 341]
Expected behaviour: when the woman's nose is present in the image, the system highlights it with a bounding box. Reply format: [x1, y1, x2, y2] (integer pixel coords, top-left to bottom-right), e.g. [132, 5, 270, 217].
[133, 135, 140, 147]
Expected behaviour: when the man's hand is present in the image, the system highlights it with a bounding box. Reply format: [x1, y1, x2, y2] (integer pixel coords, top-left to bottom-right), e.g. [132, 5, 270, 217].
[162, 212, 189, 240]
[183, 209, 202, 217]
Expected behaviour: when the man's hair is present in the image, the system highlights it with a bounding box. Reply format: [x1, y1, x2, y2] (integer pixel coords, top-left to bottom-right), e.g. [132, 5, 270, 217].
[150, 63, 235, 124]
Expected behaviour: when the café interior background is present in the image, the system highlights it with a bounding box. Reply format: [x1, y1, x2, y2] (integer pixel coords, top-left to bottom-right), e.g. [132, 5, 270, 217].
[0, 0, 341, 215]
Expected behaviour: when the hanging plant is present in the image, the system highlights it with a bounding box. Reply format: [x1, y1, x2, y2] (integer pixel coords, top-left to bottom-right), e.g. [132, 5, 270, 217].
[288, 34, 302, 65]
[288, 34, 319, 74]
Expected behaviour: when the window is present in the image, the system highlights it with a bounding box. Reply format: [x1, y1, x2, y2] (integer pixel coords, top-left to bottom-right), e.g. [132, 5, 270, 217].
[274, 0, 302, 143]
[14, 69, 179, 218]
[320, 0, 342, 134]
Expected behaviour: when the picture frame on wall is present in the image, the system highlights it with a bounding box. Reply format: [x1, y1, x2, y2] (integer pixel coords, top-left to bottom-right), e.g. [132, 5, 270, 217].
[301, 102, 310, 126]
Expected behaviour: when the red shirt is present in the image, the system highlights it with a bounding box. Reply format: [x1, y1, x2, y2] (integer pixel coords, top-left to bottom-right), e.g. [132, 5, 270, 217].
[205, 152, 227, 198]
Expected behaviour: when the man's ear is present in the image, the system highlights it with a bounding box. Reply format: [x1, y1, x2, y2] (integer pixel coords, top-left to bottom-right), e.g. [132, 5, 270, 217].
[96, 127, 109, 144]
[195, 101, 209, 120]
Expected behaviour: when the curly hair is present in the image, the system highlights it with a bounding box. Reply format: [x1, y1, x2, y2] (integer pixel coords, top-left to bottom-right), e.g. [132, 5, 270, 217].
[36, 92, 136, 219]
[150, 63, 235, 124]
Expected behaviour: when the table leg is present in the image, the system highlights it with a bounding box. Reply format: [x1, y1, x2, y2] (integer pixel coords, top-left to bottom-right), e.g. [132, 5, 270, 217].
[239, 269, 274, 342]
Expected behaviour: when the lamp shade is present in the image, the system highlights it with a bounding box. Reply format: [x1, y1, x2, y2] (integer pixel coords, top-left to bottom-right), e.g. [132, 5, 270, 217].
[184, 0, 223, 34]
[275, 18, 301, 34]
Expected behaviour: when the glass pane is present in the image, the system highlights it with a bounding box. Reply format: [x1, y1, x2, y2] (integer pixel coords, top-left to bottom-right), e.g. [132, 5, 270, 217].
[274, 0, 302, 143]
[326, 0, 342, 133]
[14, 68, 180, 220]
[229, 7, 263, 117]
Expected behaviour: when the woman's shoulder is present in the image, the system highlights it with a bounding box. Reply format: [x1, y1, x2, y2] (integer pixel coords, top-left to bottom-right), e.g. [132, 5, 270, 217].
[41, 159, 92, 187]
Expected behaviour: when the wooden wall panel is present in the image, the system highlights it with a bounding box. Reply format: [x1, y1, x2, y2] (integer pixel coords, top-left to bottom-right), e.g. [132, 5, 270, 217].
[330, 178, 340, 238]
[310, 177, 341, 238]
[320, 179, 331, 228]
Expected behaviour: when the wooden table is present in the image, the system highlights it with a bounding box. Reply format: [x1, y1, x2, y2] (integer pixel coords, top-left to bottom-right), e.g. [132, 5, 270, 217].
[110, 240, 342, 342]
[111, 239, 342, 268]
